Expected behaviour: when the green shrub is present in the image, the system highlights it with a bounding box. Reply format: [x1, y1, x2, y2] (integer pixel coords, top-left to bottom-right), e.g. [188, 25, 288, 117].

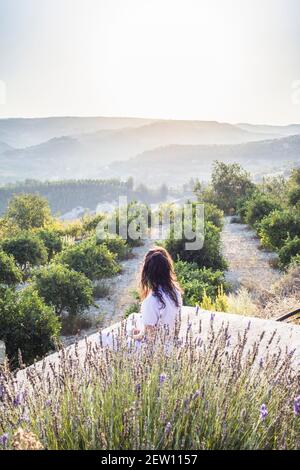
[0, 285, 60, 366]
[258, 210, 300, 250]
[1, 233, 48, 271]
[35, 228, 63, 261]
[0, 250, 22, 286]
[82, 213, 105, 233]
[278, 237, 300, 269]
[209, 161, 255, 213]
[164, 221, 227, 271]
[175, 260, 226, 306]
[5, 193, 51, 230]
[243, 193, 280, 228]
[96, 234, 129, 260]
[58, 237, 120, 280]
[204, 203, 224, 229]
[33, 263, 94, 316]
[288, 186, 300, 207]
[113, 201, 149, 247]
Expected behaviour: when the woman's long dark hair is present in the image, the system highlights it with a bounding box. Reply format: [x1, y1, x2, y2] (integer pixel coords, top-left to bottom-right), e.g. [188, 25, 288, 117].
[140, 246, 183, 309]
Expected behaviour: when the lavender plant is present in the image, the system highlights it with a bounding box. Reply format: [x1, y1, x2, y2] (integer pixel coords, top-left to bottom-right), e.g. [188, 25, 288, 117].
[0, 320, 299, 450]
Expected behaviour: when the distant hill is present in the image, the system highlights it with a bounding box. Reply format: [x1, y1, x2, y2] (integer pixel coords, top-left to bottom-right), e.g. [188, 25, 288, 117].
[0, 140, 12, 154]
[0, 118, 279, 183]
[106, 135, 300, 185]
[237, 123, 300, 137]
[0, 116, 154, 148]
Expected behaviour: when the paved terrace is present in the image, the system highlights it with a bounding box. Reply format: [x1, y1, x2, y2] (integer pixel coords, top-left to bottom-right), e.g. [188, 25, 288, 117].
[15, 307, 300, 389]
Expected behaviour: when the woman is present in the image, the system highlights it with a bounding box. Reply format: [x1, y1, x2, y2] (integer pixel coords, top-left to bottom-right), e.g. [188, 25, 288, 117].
[131, 246, 183, 341]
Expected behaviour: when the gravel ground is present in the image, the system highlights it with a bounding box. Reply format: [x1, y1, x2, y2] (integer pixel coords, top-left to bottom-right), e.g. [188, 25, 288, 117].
[221, 216, 282, 294]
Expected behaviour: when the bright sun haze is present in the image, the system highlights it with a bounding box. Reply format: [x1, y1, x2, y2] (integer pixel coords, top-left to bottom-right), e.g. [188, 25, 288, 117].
[0, 0, 299, 124]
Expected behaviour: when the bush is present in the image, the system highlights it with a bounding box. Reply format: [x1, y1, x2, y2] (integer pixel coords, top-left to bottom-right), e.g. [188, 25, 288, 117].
[33, 263, 94, 316]
[58, 238, 120, 280]
[258, 210, 300, 250]
[164, 221, 227, 271]
[204, 203, 224, 229]
[243, 193, 280, 228]
[0, 250, 22, 286]
[209, 161, 255, 213]
[82, 213, 105, 233]
[113, 201, 149, 247]
[5, 193, 51, 230]
[0, 286, 60, 366]
[278, 237, 300, 269]
[35, 228, 63, 261]
[174, 260, 226, 306]
[96, 234, 129, 260]
[1, 233, 48, 271]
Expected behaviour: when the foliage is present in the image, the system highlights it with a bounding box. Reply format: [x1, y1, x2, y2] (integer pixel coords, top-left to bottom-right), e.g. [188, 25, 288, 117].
[1, 233, 48, 271]
[58, 237, 120, 280]
[164, 221, 227, 271]
[0, 323, 299, 449]
[33, 264, 94, 316]
[242, 193, 281, 228]
[278, 237, 300, 269]
[0, 251, 22, 286]
[204, 203, 224, 229]
[35, 228, 63, 261]
[5, 193, 52, 230]
[113, 201, 149, 247]
[82, 213, 105, 233]
[0, 179, 169, 216]
[200, 285, 229, 312]
[258, 210, 300, 251]
[96, 233, 129, 260]
[174, 260, 226, 306]
[0, 285, 60, 366]
[208, 161, 255, 213]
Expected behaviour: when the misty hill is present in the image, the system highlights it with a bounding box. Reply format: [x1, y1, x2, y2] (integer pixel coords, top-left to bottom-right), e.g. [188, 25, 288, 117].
[0, 119, 278, 183]
[0, 116, 154, 148]
[0, 141, 12, 154]
[237, 123, 300, 137]
[106, 135, 300, 186]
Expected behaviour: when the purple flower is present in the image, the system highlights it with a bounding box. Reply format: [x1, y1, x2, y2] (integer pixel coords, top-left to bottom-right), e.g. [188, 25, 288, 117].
[45, 399, 52, 407]
[135, 383, 141, 394]
[259, 358, 264, 368]
[13, 392, 23, 407]
[260, 404, 268, 421]
[210, 313, 215, 322]
[294, 396, 300, 416]
[0, 433, 8, 448]
[165, 422, 171, 436]
[159, 374, 166, 385]
[192, 390, 201, 400]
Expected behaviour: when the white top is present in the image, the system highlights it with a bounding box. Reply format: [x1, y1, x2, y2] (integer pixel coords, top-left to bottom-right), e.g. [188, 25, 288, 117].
[141, 289, 182, 330]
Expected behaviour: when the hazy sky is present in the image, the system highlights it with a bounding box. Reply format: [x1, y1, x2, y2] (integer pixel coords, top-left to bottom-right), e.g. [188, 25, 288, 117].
[0, 0, 299, 124]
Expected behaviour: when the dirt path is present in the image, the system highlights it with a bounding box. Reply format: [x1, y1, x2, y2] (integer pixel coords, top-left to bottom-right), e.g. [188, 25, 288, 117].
[221, 217, 282, 294]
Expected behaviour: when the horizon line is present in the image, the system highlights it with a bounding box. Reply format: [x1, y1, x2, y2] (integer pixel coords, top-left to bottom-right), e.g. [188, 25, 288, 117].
[0, 114, 299, 128]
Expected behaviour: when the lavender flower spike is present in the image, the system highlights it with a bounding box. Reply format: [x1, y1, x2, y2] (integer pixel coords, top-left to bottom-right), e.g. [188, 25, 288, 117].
[0, 433, 9, 448]
[294, 396, 300, 416]
[260, 404, 268, 421]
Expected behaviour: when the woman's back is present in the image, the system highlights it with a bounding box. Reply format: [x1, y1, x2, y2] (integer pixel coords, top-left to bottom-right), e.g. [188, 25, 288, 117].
[141, 288, 182, 330]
